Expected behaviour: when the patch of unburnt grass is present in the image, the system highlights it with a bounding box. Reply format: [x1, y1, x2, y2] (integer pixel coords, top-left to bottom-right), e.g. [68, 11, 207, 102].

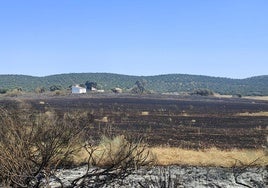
[150, 147, 268, 167]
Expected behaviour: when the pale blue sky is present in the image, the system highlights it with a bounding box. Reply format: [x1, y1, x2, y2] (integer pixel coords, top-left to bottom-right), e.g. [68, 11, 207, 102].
[0, 0, 267, 78]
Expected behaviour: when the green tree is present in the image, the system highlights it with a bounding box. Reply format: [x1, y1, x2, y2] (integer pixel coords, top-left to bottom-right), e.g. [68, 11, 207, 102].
[191, 89, 214, 96]
[85, 81, 97, 90]
[49, 85, 62, 91]
[79, 83, 86, 88]
[131, 79, 147, 94]
[0, 89, 8, 94]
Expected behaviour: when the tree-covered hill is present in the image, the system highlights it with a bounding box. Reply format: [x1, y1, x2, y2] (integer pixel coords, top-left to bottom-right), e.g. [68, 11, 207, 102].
[0, 73, 267, 96]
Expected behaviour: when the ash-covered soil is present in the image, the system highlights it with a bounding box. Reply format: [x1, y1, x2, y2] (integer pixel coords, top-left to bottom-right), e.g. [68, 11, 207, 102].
[49, 165, 267, 188]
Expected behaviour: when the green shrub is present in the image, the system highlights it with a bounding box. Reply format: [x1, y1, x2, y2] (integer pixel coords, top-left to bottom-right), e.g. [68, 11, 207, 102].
[191, 89, 214, 96]
[0, 89, 8, 94]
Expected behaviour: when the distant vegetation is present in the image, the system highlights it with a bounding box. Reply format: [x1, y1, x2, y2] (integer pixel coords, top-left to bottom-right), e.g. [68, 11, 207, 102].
[190, 89, 214, 96]
[0, 73, 268, 96]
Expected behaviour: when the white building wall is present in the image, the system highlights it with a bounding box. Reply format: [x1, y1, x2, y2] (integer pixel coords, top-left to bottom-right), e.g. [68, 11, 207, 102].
[72, 86, 86, 94]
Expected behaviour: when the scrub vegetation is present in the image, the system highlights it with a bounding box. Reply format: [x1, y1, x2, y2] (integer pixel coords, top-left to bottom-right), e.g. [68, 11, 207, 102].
[0, 108, 153, 187]
[0, 73, 268, 95]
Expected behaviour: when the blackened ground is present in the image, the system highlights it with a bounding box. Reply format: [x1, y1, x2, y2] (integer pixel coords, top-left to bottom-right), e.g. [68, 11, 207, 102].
[1, 94, 268, 149]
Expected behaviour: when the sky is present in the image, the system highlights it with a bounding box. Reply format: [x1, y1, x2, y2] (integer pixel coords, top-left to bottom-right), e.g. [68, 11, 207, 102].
[0, 0, 267, 79]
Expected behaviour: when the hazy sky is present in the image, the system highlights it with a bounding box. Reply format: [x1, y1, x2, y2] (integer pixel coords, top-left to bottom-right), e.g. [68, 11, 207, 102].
[0, 0, 267, 78]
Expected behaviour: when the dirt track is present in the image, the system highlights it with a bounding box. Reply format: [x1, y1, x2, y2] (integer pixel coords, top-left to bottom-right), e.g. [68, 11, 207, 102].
[1, 94, 268, 149]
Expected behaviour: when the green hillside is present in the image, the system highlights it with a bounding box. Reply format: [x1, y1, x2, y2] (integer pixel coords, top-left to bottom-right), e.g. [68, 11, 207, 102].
[0, 73, 267, 96]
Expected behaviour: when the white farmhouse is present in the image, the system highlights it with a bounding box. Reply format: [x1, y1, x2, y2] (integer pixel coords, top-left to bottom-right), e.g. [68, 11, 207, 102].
[71, 85, 86, 94]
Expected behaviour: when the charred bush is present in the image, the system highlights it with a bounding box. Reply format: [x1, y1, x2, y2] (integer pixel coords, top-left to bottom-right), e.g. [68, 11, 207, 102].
[0, 108, 93, 187]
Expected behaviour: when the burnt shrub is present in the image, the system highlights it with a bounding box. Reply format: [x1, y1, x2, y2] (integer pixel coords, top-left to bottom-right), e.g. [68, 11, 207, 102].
[0, 109, 93, 187]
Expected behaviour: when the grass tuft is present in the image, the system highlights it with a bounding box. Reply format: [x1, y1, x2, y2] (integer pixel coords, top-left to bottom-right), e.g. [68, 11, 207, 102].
[151, 147, 268, 167]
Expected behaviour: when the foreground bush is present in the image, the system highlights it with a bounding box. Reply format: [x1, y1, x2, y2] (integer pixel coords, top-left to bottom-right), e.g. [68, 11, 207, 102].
[0, 108, 92, 187]
[0, 108, 153, 187]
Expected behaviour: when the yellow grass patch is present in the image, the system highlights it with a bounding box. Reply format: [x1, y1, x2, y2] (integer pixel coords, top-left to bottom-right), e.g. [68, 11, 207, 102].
[95, 116, 109, 123]
[72, 148, 89, 165]
[72, 146, 267, 168]
[72, 136, 155, 167]
[236, 111, 268, 116]
[244, 96, 268, 101]
[214, 94, 233, 98]
[141, 111, 149, 116]
[214, 95, 268, 101]
[151, 147, 268, 167]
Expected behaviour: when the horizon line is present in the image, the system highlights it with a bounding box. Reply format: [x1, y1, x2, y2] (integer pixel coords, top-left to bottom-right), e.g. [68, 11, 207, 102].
[0, 72, 267, 80]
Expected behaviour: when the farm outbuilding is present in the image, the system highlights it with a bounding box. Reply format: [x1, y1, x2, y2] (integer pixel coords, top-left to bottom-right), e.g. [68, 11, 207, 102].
[71, 85, 86, 94]
[111, 87, 123, 93]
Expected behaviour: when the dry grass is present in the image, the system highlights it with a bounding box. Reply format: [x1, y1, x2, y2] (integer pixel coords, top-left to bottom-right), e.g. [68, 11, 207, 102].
[141, 111, 149, 116]
[214, 94, 233, 98]
[73, 146, 267, 168]
[95, 116, 109, 123]
[72, 135, 155, 167]
[151, 147, 268, 167]
[244, 96, 268, 101]
[214, 95, 268, 101]
[236, 111, 268, 117]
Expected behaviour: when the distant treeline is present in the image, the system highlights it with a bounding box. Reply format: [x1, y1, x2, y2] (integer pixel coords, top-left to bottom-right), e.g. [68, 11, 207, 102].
[0, 73, 267, 96]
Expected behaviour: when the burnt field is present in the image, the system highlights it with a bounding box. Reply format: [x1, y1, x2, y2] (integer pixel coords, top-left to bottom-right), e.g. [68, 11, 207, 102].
[1, 94, 268, 149]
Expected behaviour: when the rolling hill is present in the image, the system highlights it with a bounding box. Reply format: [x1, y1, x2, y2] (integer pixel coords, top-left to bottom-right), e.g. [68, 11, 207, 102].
[0, 73, 267, 96]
